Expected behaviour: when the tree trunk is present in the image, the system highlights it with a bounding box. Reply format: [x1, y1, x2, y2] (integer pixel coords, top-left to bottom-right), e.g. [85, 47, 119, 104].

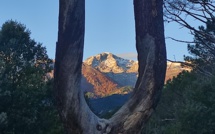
[54, 0, 166, 133]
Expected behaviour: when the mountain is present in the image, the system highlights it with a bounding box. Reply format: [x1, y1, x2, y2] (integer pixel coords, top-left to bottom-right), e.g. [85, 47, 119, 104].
[81, 63, 120, 97]
[48, 52, 190, 97]
[83, 52, 190, 92]
[165, 61, 191, 82]
[84, 52, 138, 87]
[84, 52, 138, 73]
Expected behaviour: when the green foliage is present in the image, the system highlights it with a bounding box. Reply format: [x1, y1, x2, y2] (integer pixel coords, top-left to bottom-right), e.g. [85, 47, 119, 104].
[0, 20, 63, 134]
[143, 70, 215, 134]
[184, 20, 215, 74]
[120, 86, 133, 93]
[143, 18, 215, 134]
[84, 92, 95, 98]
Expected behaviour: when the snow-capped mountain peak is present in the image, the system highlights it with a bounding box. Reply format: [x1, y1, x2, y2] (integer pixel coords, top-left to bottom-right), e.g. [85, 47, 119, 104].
[84, 52, 138, 73]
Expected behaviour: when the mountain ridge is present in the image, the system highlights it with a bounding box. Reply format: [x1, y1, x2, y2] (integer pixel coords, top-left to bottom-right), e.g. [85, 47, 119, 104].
[84, 52, 138, 73]
[83, 52, 190, 91]
[48, 52, 190, 98]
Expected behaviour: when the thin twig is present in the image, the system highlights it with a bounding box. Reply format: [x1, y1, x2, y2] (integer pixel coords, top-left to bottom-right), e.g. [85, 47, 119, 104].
[166, 37, 196, 44]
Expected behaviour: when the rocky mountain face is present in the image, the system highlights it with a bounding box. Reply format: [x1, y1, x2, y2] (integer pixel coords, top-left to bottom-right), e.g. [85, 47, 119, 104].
[81, 63, 120, 97]
[83, 52, 138, 87]
[49, 52, 189, 98]
[82, 52, 189, 96]
[84, 52, 138, 73]
[165, 61, 191, 82]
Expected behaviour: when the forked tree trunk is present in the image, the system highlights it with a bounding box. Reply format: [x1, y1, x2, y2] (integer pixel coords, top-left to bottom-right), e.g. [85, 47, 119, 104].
[54, 0, 166, 133]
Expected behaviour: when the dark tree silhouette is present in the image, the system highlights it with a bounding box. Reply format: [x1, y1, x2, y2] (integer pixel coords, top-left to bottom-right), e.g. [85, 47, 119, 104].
[54, 0, 166, 133]
[164, 0, 215, 76]
[164, 0, 215, 44]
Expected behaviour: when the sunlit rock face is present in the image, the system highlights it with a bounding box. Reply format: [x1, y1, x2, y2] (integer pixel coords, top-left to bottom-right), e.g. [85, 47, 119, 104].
[83, 52, 190, 88]
[49, 52, 190, 98]
[84, 52, 138, 73]
[83, 52, 138, 87]
[165, 61, 191, 82]
[81, 63, 120, 97]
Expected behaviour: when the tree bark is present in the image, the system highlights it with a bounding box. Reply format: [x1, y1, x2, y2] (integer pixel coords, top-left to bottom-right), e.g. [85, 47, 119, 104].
[54, 0, 166, 133]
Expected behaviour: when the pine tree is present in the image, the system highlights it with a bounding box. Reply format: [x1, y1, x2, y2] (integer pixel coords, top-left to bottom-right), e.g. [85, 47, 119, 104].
[0, 20, 63, 134]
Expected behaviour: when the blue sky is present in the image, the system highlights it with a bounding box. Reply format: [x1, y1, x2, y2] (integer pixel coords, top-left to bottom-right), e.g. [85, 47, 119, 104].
[0, 0, 200, 61]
